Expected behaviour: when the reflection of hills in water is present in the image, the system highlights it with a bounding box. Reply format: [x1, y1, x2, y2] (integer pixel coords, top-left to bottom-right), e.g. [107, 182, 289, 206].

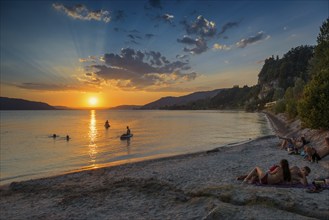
[0, 110, 272, 184]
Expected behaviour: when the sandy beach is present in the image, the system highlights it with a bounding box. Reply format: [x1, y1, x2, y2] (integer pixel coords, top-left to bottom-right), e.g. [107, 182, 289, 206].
[1, 113, 328, 220]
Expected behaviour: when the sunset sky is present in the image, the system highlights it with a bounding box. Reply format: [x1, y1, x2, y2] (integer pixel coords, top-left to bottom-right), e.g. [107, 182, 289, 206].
[1, 0, 328, 108]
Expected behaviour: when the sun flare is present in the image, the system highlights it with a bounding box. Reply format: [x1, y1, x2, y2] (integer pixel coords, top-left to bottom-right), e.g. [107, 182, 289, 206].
[88, 97, 98, 106]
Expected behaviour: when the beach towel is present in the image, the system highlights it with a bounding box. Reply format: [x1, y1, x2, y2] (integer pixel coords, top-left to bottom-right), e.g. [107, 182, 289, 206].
[254, 182, 329, 191]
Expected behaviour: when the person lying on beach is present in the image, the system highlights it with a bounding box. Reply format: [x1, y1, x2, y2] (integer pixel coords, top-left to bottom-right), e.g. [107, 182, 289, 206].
[290, 166, 311, 186]
[304, 137, 329, 162]
[242, 159, 291, 185]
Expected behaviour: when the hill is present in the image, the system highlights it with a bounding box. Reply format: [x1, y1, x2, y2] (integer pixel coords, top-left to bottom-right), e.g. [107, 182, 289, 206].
[0, 97, 56, 110]
[140, 89, 222, 109]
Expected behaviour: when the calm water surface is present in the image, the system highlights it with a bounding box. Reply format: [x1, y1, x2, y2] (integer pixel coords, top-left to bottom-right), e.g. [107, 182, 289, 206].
[0, 110, 272, 184]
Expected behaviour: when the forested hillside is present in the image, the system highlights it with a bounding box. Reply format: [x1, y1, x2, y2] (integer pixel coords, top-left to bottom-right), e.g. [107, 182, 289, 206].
[146, 19, 329, 129]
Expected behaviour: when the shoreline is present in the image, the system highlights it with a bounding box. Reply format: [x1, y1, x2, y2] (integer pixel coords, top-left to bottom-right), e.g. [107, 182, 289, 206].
[0, 136, 257, 188]
[1, 113, 328, 219]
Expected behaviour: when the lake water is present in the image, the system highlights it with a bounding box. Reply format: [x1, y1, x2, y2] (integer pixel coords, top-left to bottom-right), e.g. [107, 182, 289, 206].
[0, 110, 272, 185]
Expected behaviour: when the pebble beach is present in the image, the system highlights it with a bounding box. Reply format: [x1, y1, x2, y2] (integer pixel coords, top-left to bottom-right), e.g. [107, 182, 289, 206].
[1, 113, 328, 220]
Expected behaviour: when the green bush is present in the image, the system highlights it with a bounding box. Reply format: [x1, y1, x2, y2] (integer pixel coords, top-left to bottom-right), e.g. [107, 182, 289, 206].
[274, 99, 286, 114]
[298, 19, 329, 129]
[298, 69, 329, 129]
[286, 99, 298, 119]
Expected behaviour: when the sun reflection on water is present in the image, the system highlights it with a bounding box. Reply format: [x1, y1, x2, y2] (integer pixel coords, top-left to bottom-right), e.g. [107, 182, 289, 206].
[88, 110, 98, 168]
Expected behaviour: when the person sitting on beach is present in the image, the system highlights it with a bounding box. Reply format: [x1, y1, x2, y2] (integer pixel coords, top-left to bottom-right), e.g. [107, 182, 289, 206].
[300, 136, 310, 148]
[278, 136, 297, 152]
[243, 159, 291, 185]
[290, 166, 311, 186]
[304, 146, 320, 162]
[126, 126, 131, 135]
[304, 137, 329, 162]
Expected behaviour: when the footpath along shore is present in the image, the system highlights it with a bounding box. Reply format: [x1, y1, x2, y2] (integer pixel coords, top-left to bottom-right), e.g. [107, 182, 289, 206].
[0, 112, 328, 220]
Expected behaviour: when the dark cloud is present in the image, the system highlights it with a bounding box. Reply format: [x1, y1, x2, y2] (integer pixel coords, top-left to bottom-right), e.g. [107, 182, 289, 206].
[52, 3, 110, 23]
[129, 29, 140, 33]
[145, 33, 155, 39]
[145, 0, 162, 9]
[112, 10, 126, 21]
[176, 54, 189, 61]
[183, 38, 208, 54]
[236, 31, 270, 48]
[83, 48, 197, 90]
[13, 82, 98, 92]
[218, 21, 240, 37]
[177, 36, 197, 45]
[178, 15, 217, 55]
[182, 15, 216, 38]
[127, 33, 143, 45]
[127, 34, 135, 40]
[177, 36, 208, 55]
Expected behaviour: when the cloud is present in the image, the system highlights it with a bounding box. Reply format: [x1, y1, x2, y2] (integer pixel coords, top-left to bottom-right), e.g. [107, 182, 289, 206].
[52, 3, 110, 23]
[145, 0, 162, 9]
[12, 82, 99, 92]
[160, 13, 174, 23]
[218, 21, 240, 37]
[236, 31, 270, 48]
[182, 15, 216, 38]
[177, 35, 197, 45]
[178, 15, 217, 55]
[212, 43, 231, 51]
[79, 56, 98, 63]
[127, 34, 142, 40]
[145, 33, 156, 39]
[176, 54, 189, 60]
[82, 48, 197, 91]
[177, 36, 208, 54]
[112, 10, 126, 21]
[129, 29, 140, 34]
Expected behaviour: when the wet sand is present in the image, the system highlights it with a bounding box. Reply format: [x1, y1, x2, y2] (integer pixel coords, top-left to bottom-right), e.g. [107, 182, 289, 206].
[1, 113, 328, 220]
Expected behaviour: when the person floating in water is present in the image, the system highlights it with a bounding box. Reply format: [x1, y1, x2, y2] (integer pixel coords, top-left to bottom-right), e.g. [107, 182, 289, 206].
[126, 126, 131, 135]
[66, 135, 70, 141]
[52, 134, 58, 138]
[104, 120, 110, 128]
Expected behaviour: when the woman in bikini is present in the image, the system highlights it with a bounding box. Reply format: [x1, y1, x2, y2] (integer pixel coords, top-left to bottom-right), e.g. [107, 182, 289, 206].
[243, 159, 291, 184]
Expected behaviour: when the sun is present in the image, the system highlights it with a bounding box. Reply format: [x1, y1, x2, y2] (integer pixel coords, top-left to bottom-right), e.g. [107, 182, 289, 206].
[88, 97, 98, 106]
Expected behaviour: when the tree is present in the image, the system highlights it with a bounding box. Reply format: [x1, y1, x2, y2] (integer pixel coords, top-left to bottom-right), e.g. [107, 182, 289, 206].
[298, 19, 329, 129]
